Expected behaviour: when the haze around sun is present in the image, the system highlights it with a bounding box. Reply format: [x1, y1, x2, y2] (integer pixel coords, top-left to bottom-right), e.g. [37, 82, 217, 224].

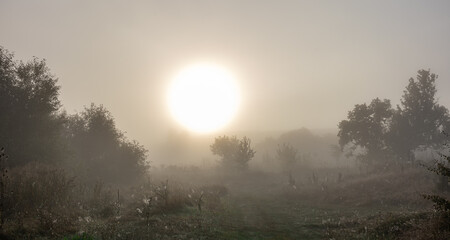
[168, 63, 240, 133]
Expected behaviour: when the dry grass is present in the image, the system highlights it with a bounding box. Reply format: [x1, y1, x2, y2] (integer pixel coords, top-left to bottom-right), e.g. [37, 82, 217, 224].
[1, 163, 449, 239]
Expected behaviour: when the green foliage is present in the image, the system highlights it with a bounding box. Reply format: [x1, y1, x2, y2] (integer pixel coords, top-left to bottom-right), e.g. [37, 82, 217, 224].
[389, 70, 450, 160]
[0, 47, 65, 167]
[1, 46, 149, 183]
[338, 69, 450, 165]
[338, 98, 393, 164]
[210, 135, 255, 169]
[64, 104, 149, 184]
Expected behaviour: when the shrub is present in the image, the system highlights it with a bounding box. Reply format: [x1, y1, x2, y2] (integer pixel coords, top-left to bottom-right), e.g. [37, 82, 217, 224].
[422, 131, 450, 234]
[5, 163, 79, 237]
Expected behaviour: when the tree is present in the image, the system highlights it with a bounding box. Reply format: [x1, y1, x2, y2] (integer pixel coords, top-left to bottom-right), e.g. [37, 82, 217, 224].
[388, 70, 450, 161]
[210, 135, 255, 170]
[64, 104, 148, 184]
[338, 98, 393, 165]
[276, 143, 298, 173]
[276, 143, 298, 187]
[337, 69, 450, 166]
[0, 47, 65, 167]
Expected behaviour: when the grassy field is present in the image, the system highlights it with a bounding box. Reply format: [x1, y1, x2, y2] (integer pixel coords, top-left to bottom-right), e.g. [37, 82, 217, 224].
[64, 190, 413, 240]
[71, 168, 445, 239]
[3, 166, 449, 240]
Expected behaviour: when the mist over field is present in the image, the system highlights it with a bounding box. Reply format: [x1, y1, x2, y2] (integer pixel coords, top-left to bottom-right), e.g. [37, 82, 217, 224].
[1, 1, 450, 239]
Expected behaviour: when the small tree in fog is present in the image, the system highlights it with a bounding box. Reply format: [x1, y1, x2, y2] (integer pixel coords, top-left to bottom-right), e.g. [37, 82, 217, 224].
[210, 135, 255, 170]
[276, 143, 298, 173]
[276, 143, 298, 187]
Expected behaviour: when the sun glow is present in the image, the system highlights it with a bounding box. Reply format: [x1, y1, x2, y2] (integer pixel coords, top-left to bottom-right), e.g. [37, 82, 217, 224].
[168, 63, 240, 133]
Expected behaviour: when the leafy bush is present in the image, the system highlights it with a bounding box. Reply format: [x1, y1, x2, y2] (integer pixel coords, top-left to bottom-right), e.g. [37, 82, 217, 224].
[210, 135, 255, 170]
[64, 104, 149, 185]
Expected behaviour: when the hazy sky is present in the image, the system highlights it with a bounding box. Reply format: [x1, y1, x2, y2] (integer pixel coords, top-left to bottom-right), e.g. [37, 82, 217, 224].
[1, 0, 450, 148]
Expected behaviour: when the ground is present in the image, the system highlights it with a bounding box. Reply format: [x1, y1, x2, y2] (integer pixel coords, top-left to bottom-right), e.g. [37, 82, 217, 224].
[4, 166, 449, 240]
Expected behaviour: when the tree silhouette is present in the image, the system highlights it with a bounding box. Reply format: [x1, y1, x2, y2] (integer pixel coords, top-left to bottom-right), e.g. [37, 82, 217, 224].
[210, 135, 255, 170]
[276, 143, 298, 173]
[0, 47, 65, 167]
[338, 69, 450, 165]
[388, 70, 450, 161]
[64, 104, 148, 184]
[338, 98, 393, 165]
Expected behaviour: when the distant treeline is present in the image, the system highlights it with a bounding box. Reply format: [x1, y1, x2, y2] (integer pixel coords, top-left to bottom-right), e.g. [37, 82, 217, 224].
[0, 46, 148, 184]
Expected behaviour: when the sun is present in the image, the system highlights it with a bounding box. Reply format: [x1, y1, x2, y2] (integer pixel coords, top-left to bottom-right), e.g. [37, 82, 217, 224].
[168, 63, 240, 133]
